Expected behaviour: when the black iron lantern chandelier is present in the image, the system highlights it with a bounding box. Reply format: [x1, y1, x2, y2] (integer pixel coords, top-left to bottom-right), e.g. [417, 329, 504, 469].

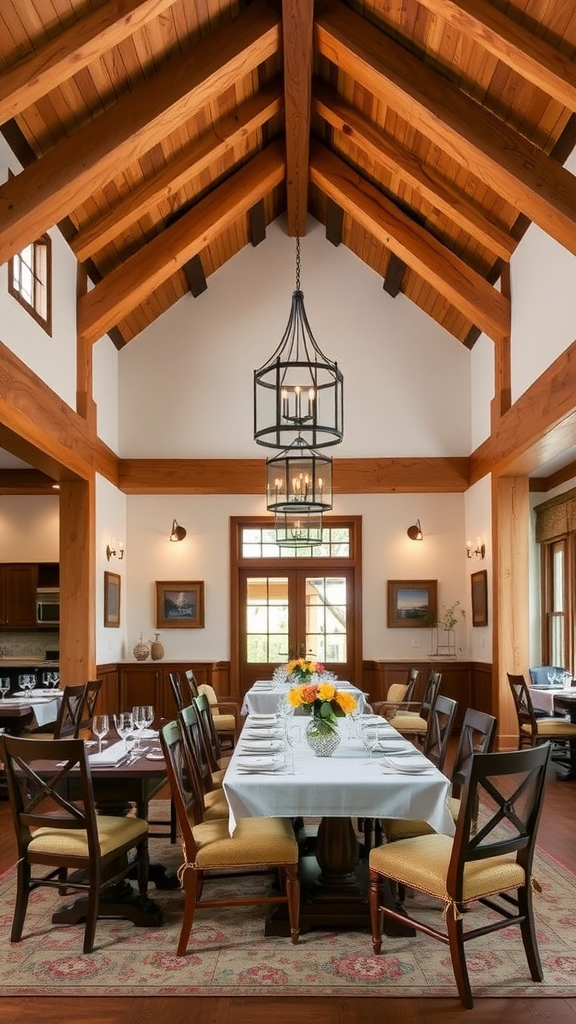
[253, 236, 343, 546]
[253, 237, 343, 451]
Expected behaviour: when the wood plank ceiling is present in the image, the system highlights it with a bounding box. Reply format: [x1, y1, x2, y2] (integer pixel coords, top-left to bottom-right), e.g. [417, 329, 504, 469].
[1, 0, 576, 350]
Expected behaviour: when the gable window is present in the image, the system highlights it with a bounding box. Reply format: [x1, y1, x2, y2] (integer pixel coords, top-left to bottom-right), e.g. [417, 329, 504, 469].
[8, 235, 52, 335]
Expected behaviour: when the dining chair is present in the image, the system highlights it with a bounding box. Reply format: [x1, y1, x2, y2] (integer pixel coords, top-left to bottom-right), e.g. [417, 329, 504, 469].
[196, 682, 240, 749]
[78, 678, 103, 734]
[368, 743, 551, 1009]
[168, 672, 187, 713]
[507, 673, 576, 774]
[178, 704, 229, 820]
[2, 734, 149, 954]
[184, 669, 200, 700]
[386, 670, 442, 742]
[30, 681, 93, 739]
[159, 719, 300, 955]
[381, 707, 497, 845]
[528, 665, 568, 687]
[372, 667, 420, 720]
[192, 692, 229, 783]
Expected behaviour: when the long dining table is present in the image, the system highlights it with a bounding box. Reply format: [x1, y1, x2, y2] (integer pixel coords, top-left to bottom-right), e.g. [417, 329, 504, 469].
[223, 712, 453, 934]
[241, 679, 366, 717]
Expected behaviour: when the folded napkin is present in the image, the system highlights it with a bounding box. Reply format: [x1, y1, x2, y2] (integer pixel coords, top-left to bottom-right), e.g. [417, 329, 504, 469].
[247, 716, 279, 729]
[382, 756, 433, 774]
[249, 713, 278, 721]
[9, 693, 58, 702]
[243, 727, 283, 739]
[235, 755, 282, 772]
[138, 728, 159, 739]
[240, 739, 284, 753]
[88, 742, 129, 767]
[252, 682, 273, 690]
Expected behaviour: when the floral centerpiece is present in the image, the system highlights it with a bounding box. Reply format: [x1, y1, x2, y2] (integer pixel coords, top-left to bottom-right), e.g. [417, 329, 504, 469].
[285, 657, 324, 683]
[287, 681, 357, 736]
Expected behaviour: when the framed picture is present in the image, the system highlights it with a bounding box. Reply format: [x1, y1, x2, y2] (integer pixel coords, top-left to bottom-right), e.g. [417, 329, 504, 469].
[387, 579, 437, 628]
[471, 569, 488, 627]
[104, 571, 121, 627]
[155, 580, 205, 629]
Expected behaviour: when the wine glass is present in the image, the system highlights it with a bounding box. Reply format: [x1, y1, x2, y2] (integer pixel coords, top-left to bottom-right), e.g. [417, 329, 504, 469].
[132, 706, 146, 751]
[19, 673, 36, 694]
[92, 714, 109, 755]
[285, 722, 301, 774]
[0, 678, 10, 700]
[361, 723, 383, 765]
[114, 711, 134, 752]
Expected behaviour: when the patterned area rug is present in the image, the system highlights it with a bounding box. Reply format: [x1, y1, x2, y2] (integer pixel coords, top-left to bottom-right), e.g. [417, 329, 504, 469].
[2, 813, 576, 998]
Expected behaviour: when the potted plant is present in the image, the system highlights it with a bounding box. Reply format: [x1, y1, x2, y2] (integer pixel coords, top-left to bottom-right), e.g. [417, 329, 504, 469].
[426, 601, 465, 657]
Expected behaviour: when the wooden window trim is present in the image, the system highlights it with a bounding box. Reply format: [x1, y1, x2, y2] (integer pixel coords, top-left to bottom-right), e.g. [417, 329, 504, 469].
[8, 233, 53, 336]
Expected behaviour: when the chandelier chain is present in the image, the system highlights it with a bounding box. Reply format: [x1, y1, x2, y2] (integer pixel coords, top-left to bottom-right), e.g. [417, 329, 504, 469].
[295, 234, 301, 291]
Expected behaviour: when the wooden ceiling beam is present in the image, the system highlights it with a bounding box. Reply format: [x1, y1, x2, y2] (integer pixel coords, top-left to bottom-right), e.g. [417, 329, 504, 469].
[71, 81, 283, 262]
[313, 82, 514, 262]
[118, 456, 470, 494]
[0, 1, 281, 266]
[283, 0, 313, 237]
[316, 3, 576, 259]
[309, 140, 510, 344]
[417, 0, 576, 111]
[0, 0, 180, 126]
[0, 469, 60, 495]
[77, 141, 285, 344]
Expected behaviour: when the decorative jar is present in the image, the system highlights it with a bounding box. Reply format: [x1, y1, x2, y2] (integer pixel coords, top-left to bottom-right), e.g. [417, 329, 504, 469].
[150, 632, 164, 661]
[133, 635, 150, 661]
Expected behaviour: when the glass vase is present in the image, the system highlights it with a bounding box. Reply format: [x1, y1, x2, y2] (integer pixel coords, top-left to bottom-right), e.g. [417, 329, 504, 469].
[305, 716, 341, 757]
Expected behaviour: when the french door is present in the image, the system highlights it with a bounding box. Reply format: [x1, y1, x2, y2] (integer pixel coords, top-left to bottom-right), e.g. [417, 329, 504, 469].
[238, 566, 357, 692]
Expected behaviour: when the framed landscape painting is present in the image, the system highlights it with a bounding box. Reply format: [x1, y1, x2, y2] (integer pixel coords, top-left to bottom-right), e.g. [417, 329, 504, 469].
[104, 571, 121, 627]
[471, 569, 488, 627]
[155, 580, 205, 628]
[387, 579, 437, 628]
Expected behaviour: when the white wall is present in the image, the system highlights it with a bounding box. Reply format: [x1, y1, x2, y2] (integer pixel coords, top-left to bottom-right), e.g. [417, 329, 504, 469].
[464, 475, 492, 662]
[118, 217, 471, 459]
[0, 496, 59, 560]
[95, 474, 127, 663]
[0, 137, 78, 410]
[510, 149, 576, 404]
[122, 491, 469, 664]
[93, 336, 120, 453]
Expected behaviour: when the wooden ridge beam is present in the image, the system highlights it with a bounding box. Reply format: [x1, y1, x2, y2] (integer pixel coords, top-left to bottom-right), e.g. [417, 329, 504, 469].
[309, 140, 510, 343]
[77, 141, 286, 344]
[118, 456, 470, 494]
[315, 3, 576, 259]
[71, 81, 283, 262]
[0, 1, 281, 266]
[0, 0, 180, 126]
[283, 0, 313, 236]
[416, 0, 576, 111]
[313, 81, 515, 262]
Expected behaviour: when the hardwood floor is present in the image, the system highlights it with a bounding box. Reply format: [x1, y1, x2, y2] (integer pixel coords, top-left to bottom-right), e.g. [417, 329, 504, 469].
[1, 758, 576, 1022]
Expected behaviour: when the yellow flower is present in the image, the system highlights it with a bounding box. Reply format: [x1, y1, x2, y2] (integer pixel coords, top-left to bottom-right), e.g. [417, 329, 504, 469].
[317, 682, 336, 702]
[334, 690, 357, 714]
[287, 687, 305, 707]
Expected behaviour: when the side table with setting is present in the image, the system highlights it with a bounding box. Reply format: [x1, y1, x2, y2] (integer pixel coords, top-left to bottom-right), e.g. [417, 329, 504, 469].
[224, 698, 454, 936]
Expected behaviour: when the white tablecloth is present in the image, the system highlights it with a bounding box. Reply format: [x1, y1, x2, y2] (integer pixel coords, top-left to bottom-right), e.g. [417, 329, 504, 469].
[241, 680, 365, 716]
[2, 692, 62, 727]
[223, 716, 454, 836]
[529, 685, 573, 715]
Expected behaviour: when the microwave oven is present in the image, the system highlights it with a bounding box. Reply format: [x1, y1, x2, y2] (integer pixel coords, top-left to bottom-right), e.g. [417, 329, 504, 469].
[36, 588, 60, 625]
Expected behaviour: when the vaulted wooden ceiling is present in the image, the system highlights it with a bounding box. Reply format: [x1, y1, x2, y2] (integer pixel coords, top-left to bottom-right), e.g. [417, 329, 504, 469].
[1, 0, 576, 351]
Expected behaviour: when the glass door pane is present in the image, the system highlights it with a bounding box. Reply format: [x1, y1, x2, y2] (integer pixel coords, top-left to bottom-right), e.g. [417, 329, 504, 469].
[305, 576, 347, 663]
[245, 577, 289, 664]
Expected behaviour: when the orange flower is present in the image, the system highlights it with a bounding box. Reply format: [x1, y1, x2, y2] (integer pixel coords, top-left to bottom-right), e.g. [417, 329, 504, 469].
[334, 690, 357, 714]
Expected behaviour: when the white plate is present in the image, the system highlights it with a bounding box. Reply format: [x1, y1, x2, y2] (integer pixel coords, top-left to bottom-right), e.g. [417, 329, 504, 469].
[240, 740, 284, 753]
[139, 728, 158, 738]
[146, 749, 164, 761]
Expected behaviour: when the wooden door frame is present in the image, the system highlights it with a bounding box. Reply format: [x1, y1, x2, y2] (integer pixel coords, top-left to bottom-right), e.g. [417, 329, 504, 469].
[229, 515, 363, 699]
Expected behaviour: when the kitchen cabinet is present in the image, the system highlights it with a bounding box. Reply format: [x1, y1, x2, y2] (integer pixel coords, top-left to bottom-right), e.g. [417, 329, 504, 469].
[0, 564, 38, 628]
[0, 562, 59, 631]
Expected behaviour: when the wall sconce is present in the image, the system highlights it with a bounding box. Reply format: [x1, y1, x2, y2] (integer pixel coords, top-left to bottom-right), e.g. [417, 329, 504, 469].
[106, 540, 124, 561]
[170, 519, 187, 542]
[407, 519, 423, 541]
[466, 539, 486, 560]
